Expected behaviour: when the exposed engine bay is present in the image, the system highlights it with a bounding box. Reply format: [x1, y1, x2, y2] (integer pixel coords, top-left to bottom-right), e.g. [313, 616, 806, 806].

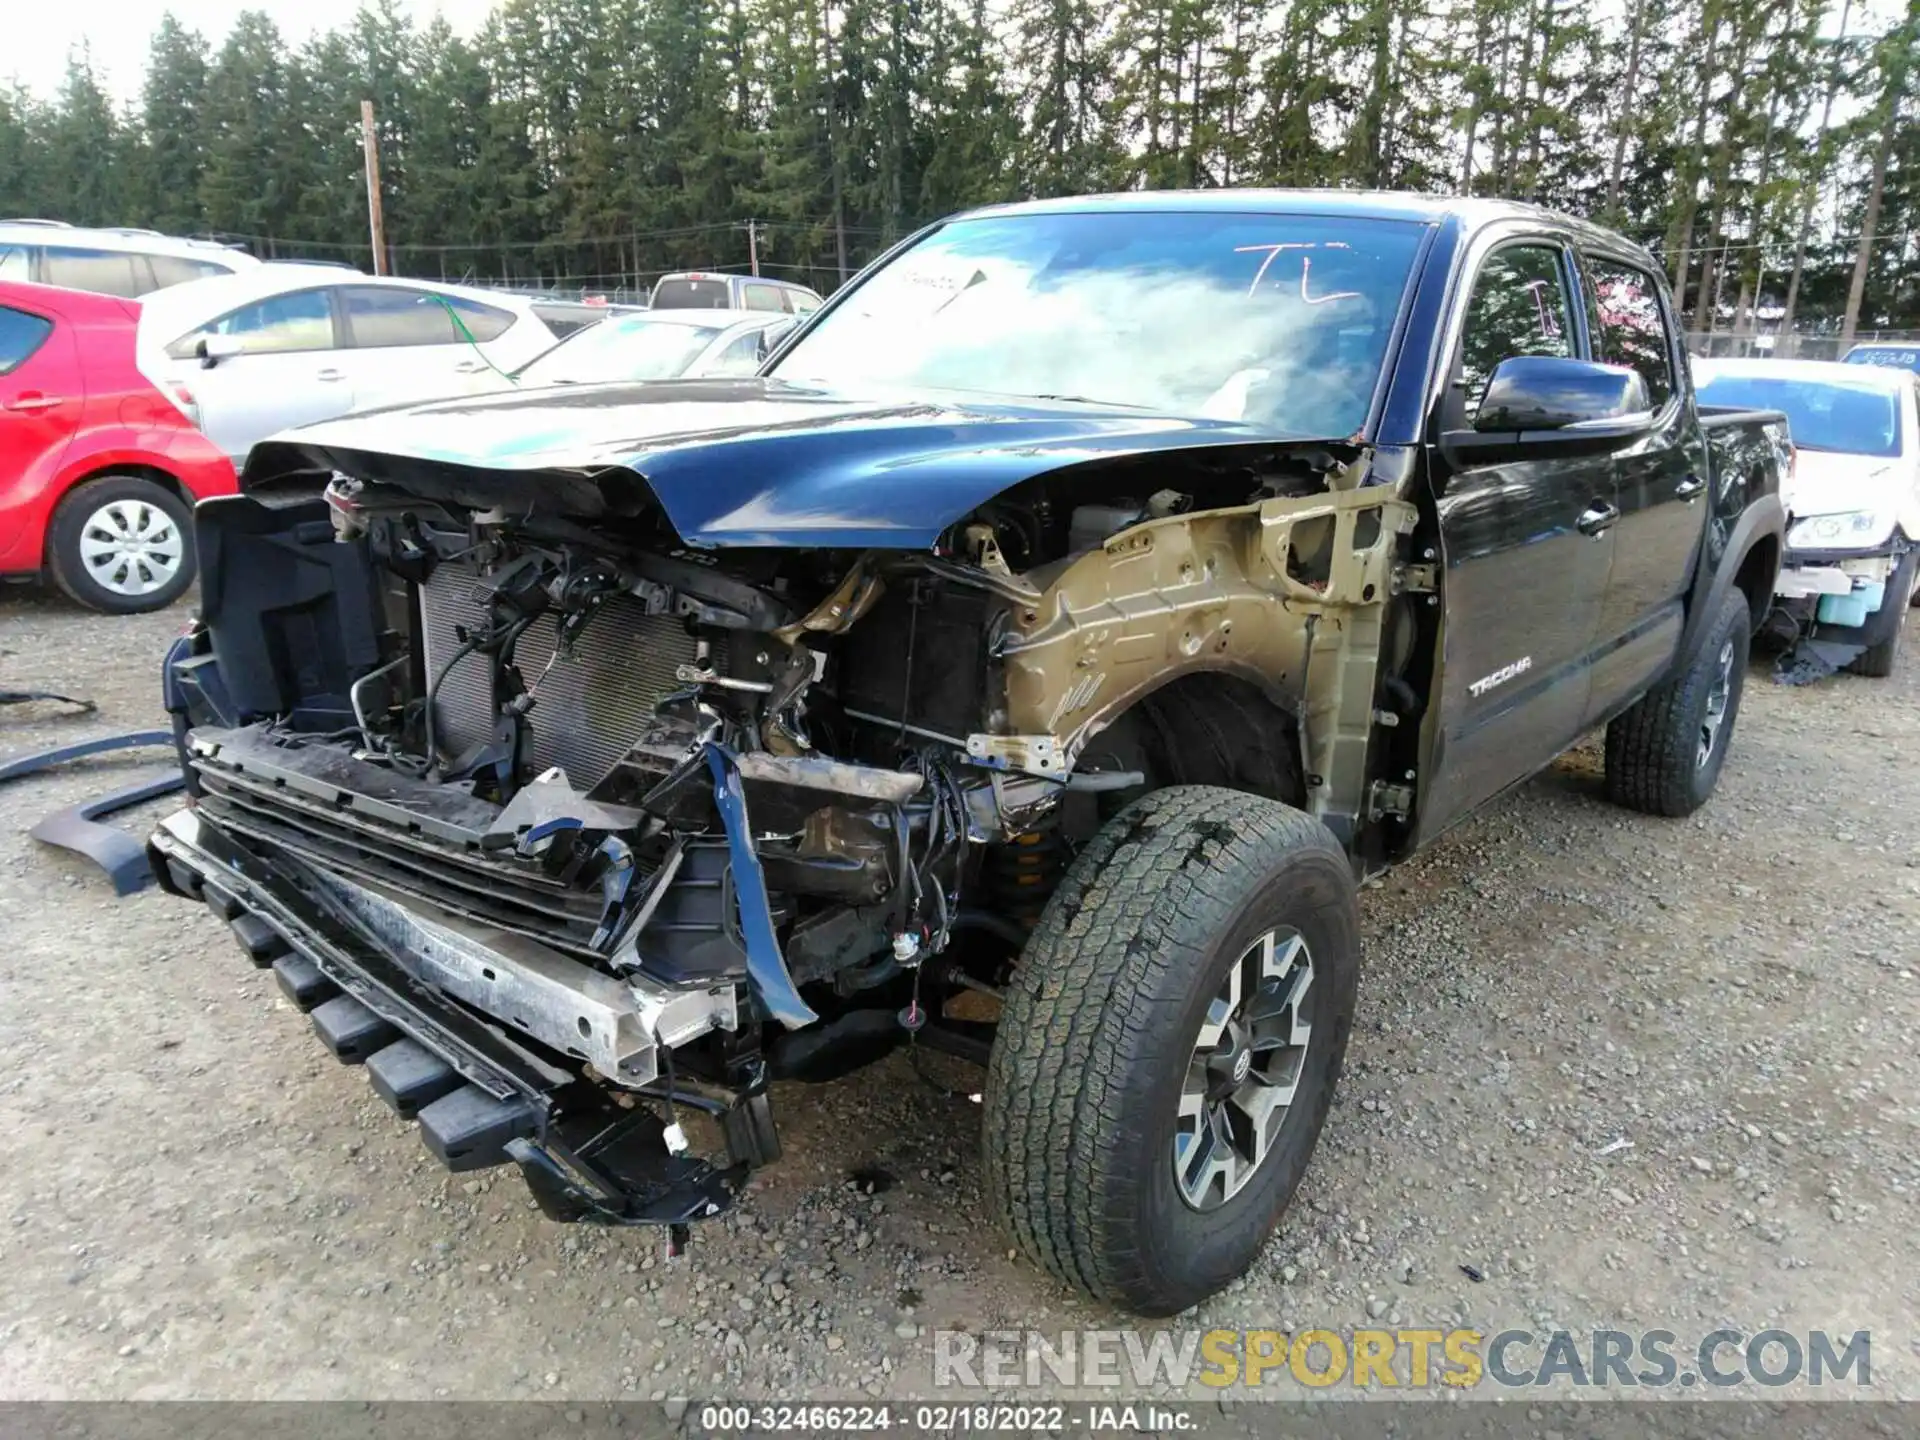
[155, 438, 1431, 1231]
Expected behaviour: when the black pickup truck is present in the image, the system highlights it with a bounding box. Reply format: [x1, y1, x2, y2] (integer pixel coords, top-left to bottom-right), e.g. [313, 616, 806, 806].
[148, 192, 1786, 1316]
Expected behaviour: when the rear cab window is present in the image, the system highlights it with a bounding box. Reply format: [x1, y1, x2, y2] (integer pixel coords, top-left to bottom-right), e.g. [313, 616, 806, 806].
[0, 303, 55, 374]
[1585, 257, 1676, 408]
[651, 277, 736, 310]
[1455, 242, 1575, 423]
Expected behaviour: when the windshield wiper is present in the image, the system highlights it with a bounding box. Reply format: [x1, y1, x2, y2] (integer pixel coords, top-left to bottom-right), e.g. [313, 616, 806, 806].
[1028, 392, 1153, 409]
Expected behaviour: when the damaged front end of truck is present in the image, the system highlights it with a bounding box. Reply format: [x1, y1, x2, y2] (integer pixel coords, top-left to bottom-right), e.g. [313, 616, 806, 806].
[151, 380, 1431, 1239]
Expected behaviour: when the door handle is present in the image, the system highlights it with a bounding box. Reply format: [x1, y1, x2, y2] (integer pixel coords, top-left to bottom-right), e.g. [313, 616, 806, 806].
[315, 368, 345, 382]
[4, 393, 59, 412]
[452, 359, 489, 374]
[1675, 474, 1706, 501]
[1576, 501, 1619, 537]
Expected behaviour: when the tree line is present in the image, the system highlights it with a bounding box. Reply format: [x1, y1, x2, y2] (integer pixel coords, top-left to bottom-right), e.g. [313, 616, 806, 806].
[1, 0, 1916, 336]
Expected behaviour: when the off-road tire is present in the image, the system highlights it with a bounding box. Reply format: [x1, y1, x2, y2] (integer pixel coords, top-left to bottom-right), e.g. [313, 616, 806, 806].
[1604, 587, 1749, 817]
[47, 475, 196, 615]
[983, 785, 1359, 1316]
[1847, 553, 1914, 678]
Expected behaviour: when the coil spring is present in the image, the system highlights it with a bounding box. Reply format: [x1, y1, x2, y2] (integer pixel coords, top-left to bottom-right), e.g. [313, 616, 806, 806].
[983, 829, 1069, 928]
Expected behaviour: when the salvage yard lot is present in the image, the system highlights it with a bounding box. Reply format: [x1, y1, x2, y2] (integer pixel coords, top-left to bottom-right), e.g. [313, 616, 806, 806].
[1, 586, 1916, 1402]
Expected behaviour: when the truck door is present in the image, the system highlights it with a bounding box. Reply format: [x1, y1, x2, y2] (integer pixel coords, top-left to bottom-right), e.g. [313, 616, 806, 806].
[1418, 239, 1615, 841]
[1579, 254, 1706, 723]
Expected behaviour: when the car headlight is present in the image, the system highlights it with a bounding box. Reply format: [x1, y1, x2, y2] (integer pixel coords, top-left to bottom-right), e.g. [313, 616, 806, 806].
[1786, 510, 1894, 550]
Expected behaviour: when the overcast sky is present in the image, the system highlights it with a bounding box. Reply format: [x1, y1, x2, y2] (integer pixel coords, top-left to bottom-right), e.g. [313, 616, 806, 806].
[6, 1, 498, 103]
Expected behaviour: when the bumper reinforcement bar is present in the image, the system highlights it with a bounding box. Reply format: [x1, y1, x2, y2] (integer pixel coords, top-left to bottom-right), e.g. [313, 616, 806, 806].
[148, 806, 758, 1233]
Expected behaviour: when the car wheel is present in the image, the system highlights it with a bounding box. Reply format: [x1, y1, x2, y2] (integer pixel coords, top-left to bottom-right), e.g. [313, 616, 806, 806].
[1604, 587, 1750, 817]
[1847, 554, 1914, 678]
[983, 785, 1359, 1316]
[46, 475, 196, 615]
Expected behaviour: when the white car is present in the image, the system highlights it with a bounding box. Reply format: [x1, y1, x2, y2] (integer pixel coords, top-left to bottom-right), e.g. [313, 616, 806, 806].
[136, 268, 564, 464]
[0, 219, 272, 297]
[1694, 357, 1920, 676]
[510, 308, 798, 386]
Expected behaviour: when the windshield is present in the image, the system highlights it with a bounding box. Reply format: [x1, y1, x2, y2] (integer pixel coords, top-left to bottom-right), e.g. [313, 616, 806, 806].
[515, 316, 723, 384]
[768, 210, 1428, 436]
[651, 277, 735, 309]
[1696, 373, 1901, 457]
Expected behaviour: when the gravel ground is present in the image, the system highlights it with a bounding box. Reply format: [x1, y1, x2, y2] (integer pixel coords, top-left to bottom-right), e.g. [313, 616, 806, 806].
[1, 581, 1915, 1406]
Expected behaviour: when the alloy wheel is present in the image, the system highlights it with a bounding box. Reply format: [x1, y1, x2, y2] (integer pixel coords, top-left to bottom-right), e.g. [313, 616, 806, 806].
[1172, 927, 1315, 1211]
[1697, 637, 1735, 769]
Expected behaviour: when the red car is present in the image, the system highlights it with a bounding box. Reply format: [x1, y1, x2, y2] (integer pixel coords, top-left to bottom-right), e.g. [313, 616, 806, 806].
[0, 281, 237, 613]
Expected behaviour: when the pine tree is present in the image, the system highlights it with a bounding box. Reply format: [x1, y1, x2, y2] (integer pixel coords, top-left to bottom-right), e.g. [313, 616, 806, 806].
[136, 17, 212, 234]
[1012, 0, 1118, 195]
[40, 55, 127, 228]
[197, 12, 297, 244]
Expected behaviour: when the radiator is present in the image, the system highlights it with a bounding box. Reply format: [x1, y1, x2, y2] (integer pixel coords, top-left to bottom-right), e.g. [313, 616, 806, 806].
[420, 562, 700, 787]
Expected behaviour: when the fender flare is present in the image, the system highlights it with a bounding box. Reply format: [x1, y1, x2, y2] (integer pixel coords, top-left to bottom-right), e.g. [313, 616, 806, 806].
[1673, 493, 1784, 674]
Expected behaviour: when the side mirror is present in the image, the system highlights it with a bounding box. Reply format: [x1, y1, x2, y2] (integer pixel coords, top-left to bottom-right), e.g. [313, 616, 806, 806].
[1442, 356, 1654, 466]
[196, 333, 245, 369]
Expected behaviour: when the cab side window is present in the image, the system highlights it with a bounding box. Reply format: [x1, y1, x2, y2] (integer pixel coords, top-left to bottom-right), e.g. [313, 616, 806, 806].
[1586, 259, 1675, 408]
[742, 284, 787, 313]
[1458, 244, 1573, 423]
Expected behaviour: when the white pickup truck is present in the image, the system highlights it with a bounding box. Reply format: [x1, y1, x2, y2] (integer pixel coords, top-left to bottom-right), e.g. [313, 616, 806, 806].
[1695, 357, 1920, 677]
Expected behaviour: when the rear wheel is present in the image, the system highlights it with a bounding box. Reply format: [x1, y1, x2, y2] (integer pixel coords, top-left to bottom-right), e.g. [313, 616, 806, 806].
[46, 475, 195, 614]
[983, 785, 1359, 1316]
[1604, 587, 1749, 817]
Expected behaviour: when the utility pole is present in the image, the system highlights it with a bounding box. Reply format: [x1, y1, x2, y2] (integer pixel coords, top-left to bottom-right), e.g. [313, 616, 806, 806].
[747, 219, 760, 277]
[360, 99, 388, 276]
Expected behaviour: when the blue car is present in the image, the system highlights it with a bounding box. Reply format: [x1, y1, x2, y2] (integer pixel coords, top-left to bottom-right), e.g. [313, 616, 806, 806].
[1843, 341, 1920, 375]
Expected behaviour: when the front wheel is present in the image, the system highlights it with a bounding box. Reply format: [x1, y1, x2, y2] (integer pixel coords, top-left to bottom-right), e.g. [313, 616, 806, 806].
[46, 475, 196, 614]
[1846, 552, 1915, 678]
[983, 785, 1359, 1316]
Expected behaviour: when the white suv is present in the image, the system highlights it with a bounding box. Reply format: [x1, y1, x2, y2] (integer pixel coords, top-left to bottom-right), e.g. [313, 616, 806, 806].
[0, 220, 269, 298]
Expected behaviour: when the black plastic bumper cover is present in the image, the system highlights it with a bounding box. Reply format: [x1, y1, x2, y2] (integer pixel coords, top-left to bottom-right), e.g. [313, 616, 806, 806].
[148, 804, 752, 1228]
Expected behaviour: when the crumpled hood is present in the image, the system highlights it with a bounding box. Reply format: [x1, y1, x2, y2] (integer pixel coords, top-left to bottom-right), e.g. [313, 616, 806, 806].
[242, 377, 1291, 548]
